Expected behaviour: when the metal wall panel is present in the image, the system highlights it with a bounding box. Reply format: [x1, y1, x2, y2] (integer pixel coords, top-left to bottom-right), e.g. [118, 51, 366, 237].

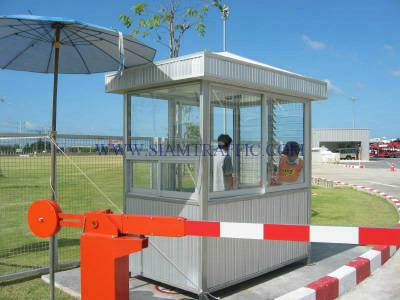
[312, 128, 370, 161]
[206, 189, 309, 290]
[126, 196, 201, 293]
[127, 190, 310, 293]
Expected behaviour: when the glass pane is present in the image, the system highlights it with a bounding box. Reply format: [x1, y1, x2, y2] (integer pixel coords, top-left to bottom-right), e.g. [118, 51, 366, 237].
[131, 83, 200, 156]
[210, 87, 262, 192]
[161, 163, 197, 193]
[131, 161, 157, 189]
[268, 99, 305, 186]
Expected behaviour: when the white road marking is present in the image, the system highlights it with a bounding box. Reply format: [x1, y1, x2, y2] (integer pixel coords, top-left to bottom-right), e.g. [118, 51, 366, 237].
[367, 181, 400, 188]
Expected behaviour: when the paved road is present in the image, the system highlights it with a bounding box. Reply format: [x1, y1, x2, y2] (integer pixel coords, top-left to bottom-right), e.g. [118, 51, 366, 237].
[313, 162, 400, 200]
[341, 158, 400, 170]
[313, 162, 400, 300]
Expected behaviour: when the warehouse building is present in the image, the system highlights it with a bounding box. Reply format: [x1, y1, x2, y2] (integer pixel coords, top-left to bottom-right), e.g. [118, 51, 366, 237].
[312, 128, 370, 161]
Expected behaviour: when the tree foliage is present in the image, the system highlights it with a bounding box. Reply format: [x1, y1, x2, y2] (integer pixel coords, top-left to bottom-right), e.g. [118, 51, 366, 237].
[120, 0, 223, 58]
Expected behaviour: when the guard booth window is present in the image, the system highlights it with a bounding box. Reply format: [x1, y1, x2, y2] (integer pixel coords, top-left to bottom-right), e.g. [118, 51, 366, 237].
[267, 99, 305, 186]
[128, 83, 200, 198]
[210, 87, 262, 194]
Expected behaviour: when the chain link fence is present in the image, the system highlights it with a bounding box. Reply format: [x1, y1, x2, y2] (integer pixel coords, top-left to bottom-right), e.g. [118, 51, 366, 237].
[0, 133, 123, 281]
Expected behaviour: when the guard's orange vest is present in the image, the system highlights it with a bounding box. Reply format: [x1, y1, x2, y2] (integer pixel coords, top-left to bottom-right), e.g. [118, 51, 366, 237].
[278, 156, 304, 182]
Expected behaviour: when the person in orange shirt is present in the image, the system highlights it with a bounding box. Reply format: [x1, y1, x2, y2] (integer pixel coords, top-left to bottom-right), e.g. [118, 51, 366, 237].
[271, 141, 304, 185]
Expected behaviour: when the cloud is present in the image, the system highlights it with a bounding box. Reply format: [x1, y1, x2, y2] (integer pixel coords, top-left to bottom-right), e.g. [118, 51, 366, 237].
[391, 69, 400, 77]
[24, 121, 40, 130]
[384, 44, 395, 55]
[302, 35, 327, 50]
[325, 79, 344, 96]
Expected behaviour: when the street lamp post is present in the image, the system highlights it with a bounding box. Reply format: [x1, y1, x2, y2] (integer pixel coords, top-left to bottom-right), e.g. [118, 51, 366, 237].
[350, 97, 357, 128]
[222, 5, 230, 52]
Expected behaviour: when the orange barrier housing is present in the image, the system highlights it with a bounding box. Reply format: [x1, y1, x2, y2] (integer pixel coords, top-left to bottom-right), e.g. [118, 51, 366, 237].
[28, 200, 186, 300]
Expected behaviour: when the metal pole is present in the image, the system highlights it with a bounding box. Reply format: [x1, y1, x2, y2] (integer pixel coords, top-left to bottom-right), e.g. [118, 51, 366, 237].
[222, 5, 230, 52]
[223, 17, 226, 52]
[351, 97, 356, 129]
[49, 24, 62, 300]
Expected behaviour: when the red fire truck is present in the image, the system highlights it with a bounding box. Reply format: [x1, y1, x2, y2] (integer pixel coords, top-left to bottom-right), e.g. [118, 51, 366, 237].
[370, 140, 400, 158]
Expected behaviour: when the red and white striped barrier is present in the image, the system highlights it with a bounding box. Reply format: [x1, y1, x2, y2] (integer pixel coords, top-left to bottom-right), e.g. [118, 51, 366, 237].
[184, 221, 400, 246]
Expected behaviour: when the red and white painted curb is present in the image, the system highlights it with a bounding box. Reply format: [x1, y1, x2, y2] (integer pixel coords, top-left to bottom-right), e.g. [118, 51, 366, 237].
[276, 245, 399, 300]
[275, 179, 400, 300]
[342, 164, 365, 169]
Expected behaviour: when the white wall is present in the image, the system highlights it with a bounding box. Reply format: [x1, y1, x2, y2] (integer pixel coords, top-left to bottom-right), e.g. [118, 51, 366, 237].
[312, 128, 370, 161]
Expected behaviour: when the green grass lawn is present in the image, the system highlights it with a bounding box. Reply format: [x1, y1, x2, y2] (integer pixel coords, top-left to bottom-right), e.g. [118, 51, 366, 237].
[0, 155, 123, 276]
[0, 155, 398, 300]
[0, 277, 74, 300]
[312, 186, 398, 227]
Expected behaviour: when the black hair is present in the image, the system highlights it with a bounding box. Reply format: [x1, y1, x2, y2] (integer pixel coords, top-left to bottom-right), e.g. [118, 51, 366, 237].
[217, 134, 232, 150]
[282, 141, 300, 156]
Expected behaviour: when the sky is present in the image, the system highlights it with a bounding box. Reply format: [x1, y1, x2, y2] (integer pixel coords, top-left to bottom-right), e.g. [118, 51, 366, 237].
[0, 0, 399, 138]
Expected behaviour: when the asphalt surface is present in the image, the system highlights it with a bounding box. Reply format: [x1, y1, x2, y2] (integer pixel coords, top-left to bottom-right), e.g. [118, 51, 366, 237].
[342, 157, 400, 170]
[313, 161, 400, 200]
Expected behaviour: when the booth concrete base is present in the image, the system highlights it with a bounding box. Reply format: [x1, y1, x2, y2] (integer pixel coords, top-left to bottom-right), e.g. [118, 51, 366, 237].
[42, 243, 370, 300]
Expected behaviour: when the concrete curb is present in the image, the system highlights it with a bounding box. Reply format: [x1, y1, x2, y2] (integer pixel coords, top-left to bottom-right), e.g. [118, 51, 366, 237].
[343, 164, 365, 169]
[275, 179, 400, 300]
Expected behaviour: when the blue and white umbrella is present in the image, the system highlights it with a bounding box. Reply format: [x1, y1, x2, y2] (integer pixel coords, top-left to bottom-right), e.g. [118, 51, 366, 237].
[0, 15, 156, 73]
[0, 15, 156, 299]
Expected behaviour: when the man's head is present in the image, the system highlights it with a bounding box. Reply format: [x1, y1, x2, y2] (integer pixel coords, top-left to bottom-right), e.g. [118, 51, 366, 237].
[217, 134, 232, 151]
[282, 141, 301, 161]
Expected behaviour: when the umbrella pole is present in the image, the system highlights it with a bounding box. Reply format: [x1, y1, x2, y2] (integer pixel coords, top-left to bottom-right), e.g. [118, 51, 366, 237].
[49, 26, 61, 300]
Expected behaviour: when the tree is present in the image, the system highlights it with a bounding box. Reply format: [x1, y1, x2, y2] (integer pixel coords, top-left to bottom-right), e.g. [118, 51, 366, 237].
[120, 0, 223, 58]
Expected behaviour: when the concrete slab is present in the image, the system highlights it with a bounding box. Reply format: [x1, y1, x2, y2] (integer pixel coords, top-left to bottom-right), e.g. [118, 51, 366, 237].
[43, 243, 370, 300]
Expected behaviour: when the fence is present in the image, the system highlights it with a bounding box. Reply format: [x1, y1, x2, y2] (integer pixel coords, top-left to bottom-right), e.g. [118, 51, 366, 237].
[311, 177, 334, 188]
[0, 133, 123, 281]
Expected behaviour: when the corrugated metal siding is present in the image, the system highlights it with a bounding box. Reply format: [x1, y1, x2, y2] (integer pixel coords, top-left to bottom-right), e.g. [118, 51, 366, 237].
[105, 51, 327, 100]
[207, 190, 309, 290]
[126, 197, 201, 293]
[312, 128, 370, 161]
[105, 54, 204, 93]
[127, 191, 310, 293]
[204, 54, 326, 100]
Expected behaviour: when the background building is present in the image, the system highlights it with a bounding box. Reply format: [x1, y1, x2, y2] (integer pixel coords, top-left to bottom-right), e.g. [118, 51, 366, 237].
[312, 128, 370, 161]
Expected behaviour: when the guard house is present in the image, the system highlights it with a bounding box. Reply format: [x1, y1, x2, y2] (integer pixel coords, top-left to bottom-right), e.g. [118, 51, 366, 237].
[105, 51, 327, 294]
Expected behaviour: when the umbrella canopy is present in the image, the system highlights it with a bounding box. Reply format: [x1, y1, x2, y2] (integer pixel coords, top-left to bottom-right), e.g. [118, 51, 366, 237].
[0, 15, 156, 73]
[0, 15, 156, 300]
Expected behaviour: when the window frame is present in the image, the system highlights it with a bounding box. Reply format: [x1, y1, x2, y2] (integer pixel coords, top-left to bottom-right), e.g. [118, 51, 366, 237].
[264, 94, 309, 193]
[209, 83, 264, 197]
[126, 81, 202, 201]
[124, 80, 311, 202]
